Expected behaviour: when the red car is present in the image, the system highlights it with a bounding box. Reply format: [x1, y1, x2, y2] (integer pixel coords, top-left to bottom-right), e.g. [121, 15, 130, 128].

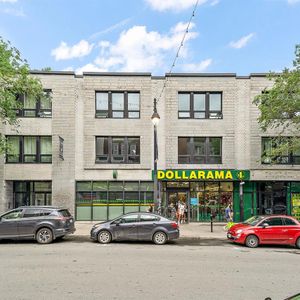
[227, 215, 300, 248]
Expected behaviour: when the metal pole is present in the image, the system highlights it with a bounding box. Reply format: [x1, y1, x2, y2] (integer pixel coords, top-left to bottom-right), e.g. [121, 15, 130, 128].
[153, 124, 158, 213]
[239, 181, 245, 222]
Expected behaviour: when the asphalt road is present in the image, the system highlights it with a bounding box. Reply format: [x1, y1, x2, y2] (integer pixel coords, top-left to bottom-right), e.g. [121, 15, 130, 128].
[0, 237, 299, 300]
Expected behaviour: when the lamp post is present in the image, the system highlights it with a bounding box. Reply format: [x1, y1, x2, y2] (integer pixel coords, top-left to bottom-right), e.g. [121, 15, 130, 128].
[151, 98, 160, 214]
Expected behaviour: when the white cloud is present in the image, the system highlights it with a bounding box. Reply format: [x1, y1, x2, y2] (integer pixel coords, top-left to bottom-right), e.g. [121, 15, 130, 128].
[0, 0, 18, 3]
[76, 63, 107, 74]
[182, 58, 213, 72]
[0, 7, 25, 16]
[287, 0, 300, 4]
[145, 0, 208, 12]
[77, 22, 198, 73]
[51, 40, 94, 61]
[210, 0, 219, 6]
[229, 33, 255, 49]
[89, 18, 131, 40]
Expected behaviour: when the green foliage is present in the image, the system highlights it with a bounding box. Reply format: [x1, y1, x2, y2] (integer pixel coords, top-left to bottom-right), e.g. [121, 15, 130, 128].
[254, 45, 300, 159]
[0, 37, 43, 154]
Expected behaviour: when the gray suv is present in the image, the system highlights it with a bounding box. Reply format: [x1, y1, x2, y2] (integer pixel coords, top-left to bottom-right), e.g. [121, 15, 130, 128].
[0, 206, 75, 244]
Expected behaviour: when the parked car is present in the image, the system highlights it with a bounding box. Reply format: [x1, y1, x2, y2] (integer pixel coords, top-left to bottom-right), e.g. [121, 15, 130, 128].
[227, 215, 300, 248]
[90, 212, 179, 245]
[0, 206, 75, 244]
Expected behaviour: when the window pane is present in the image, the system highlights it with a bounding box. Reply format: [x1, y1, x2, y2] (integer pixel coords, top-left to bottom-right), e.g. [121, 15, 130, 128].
[121, 214, 139, 223]
[128, 112, 139, 118]
[140, 181, 154, 191]
[40, 91, 52, 109]
[264, 217, 283, 226]
[77, 182, 92, 191]
[128, 137, 140, 163]
[194, 94, 205, 110]
[112, 138, 125, 162]
[209, 138, 221, 155]
[34, 182, 51, 192]
[24, 137, 37, 162]
[109, 182, 123, 191]
[194, 112, 205, 119]
[112, 111, 124, 118]
[178, 137, 189, 155]
[209, 93, 221, 111]
[96, 93, 108, 110]
[124, 182, 139, 191]
[179, 112, 190, 118]
[96, 111, 109, 118]
[128, 93, 140, 110]
[93, 181, 108, 191]
[24, 111, 36, 117]
[178, 94, 190, 111]
[24, 95, 36, 109]
[7, 136, 20, 162]
[96, 137, 109, 162]
[40, 137, 52, 155]
[112, 93, 124, 110]
[220, 182, 233, 192]
[194, 138, 206, 155]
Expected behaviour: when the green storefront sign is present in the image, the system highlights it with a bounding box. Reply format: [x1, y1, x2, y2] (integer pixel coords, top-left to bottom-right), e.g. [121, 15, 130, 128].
[153, 169, 250, 181]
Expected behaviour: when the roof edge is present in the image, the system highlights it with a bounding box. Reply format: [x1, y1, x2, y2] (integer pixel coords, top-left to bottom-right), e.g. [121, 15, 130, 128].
[83, 72, 151, 77]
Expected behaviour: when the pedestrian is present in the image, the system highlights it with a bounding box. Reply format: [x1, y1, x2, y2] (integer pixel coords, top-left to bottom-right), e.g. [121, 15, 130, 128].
[225, 203, 233, 222]
[147, 204, 153, 213]
[177, 201, 185, 224]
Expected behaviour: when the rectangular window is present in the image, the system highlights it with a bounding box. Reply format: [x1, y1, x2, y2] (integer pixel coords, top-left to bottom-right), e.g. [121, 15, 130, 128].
[95, 91, 140, 119]
[6, 136, 52, 163]
[96, 137, 140, 164]
[262, 137, 300, 165]
[178, 137, 222, 164]
[17, 90, 52, 118]
[178, 92, 222, 119]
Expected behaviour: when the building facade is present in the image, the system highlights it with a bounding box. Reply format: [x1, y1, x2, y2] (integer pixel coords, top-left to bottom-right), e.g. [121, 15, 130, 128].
[0, 71, 299, 222]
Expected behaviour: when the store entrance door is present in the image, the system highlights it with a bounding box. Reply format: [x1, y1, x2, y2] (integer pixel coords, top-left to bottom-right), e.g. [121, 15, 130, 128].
[166, 191, 189, 223]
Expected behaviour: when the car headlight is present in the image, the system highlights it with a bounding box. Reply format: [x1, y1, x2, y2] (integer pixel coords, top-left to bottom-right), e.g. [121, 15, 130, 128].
[236, 229, 243, 234]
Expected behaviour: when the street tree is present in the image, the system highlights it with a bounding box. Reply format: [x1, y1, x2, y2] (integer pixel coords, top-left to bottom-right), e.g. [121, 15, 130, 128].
[254, 45, 300, 162]
[0, 37, 43, 153]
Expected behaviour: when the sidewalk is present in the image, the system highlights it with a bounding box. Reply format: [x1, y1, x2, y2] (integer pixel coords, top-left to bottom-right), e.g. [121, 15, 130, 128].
[74, 221, 227, 239]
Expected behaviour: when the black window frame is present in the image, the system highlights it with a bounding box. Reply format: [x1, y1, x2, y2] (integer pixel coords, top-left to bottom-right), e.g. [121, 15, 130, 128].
[95, 91, 140, 119]
[261, 137, 300, 165]
[16, 90, 52, 118]
[178, 137, 222, 164]
[95, 136, 140, 164]
[6, 136, 52, 164]
[178, 92, 223, 119]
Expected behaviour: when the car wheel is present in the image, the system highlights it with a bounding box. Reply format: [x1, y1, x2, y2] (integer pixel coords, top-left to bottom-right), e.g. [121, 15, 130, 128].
[97, 230, 112, 244]
[296, 237, 300, 249]
[153, 231, 167, 245]
[36, 228, 53, 244]
[245, 235, 259, 248]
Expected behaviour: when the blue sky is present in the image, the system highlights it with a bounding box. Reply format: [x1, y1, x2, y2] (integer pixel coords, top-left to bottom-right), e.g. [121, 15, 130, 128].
[0, 0, 299, 75]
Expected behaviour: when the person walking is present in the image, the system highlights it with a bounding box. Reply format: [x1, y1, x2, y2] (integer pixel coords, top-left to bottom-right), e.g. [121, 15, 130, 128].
[225, 203, 233, 222]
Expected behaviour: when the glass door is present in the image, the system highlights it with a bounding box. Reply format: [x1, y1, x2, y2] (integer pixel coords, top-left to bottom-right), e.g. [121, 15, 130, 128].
[166, 190, 189, 223]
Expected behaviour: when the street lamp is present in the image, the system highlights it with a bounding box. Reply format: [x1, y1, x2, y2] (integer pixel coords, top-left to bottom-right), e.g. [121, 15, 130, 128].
[151, 98, 160, 214]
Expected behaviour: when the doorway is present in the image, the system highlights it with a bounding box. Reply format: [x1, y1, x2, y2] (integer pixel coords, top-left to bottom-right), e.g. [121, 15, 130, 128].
[257, 182, 287, 215]
[166, 190, 189, 223]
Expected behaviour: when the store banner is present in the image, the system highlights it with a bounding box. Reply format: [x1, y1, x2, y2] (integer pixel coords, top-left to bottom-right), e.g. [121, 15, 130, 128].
[152, 169, 250, 181]
[292, 193, 300, 221]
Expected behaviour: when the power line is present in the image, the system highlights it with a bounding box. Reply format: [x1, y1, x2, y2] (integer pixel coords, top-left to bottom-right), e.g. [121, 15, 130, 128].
[156, 0, 200, 104]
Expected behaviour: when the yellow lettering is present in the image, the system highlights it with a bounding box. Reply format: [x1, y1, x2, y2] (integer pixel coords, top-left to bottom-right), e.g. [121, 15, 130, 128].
[157, 171, 165, 179]
[189, 171, 197, 179]
[207, 171, 214, 179]
[198, 171, 205, 179]
[215, 171, 224, 179]
[225, 171, 233, 180]
[166, 171, 174, 180]
[182, 171, 188, 179]
[175, 171, 181, 179]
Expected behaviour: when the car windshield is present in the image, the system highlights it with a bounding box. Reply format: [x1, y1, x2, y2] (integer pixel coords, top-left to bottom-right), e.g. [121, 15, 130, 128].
[58, 209, 71, 217]
[243, 216, 265, 226]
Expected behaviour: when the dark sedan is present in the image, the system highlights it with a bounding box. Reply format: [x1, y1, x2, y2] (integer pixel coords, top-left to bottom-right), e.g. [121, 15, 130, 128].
[90, 212, 180, 245]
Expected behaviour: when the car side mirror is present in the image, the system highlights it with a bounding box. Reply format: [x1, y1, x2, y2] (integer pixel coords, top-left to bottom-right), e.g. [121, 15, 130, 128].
[114, 219, 122, 226]
[262, 223, 269, 228]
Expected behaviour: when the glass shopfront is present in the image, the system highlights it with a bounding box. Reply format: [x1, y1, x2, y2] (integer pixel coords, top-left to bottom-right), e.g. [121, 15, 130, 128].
[163, 181, 233, 222]
[13, 181, 52, 207]
[75, 181, 154, 221]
